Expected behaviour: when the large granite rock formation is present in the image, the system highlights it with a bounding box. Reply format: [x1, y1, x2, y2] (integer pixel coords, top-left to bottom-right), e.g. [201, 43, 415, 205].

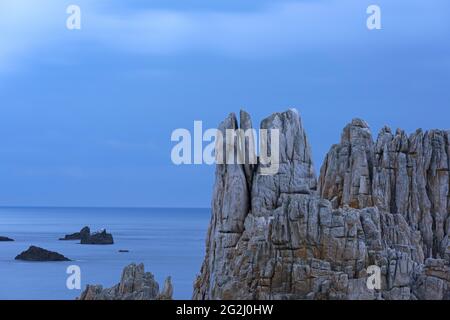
[15, 246, 71, 261]
[319, 120, 450, 260]
[79, 263, 173, 300]
[193, 109, 450, 300]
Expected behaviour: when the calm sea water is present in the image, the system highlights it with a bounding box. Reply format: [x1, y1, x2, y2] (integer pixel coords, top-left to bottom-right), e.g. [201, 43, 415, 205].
[0, 207, 210, 300]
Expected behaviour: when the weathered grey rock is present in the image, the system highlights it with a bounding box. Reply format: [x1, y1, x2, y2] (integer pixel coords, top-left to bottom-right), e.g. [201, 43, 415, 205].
[0, 236, 14, 241]
[194, 112, 250, 300]
[319, 119, 373, 209]
[159, 276, 174, 300]
[251, 109, 317, 211]
[81, 229, 114, 245]
[194, 110, 450, 300]
[79, 263, 172, 300]
[413, 258, 450, 300]
[15, 246, 71, 261]
[319, 122, 450, 259]
[59, 226, 90, 240]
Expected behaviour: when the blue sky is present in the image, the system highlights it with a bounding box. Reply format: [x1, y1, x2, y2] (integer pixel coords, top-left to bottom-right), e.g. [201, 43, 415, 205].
[0, 0, 449, 207]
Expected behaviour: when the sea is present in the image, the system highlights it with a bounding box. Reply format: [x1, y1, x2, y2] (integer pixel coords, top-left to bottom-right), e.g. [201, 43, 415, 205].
[0, 207, 210, 300]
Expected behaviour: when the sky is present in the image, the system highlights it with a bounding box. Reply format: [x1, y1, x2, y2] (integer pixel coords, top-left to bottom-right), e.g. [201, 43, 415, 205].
[0, 0, 449, 208]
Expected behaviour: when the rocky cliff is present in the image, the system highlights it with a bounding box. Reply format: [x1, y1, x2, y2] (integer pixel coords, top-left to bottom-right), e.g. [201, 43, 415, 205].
[193, 109, 450, 300]
[319, 120, 450, 259]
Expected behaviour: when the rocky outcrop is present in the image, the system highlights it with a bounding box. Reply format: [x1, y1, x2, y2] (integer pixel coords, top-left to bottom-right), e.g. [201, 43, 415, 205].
[319, 121, 450, 259]
[414, 258, 450, 300]
[318, 119, 374, 210]
[193, 109, 450, 300]
[15, 246, 71, 261]
[81, 229, 114, 245]
[60, 226, 114, 244]
[159, 276, 174, 300]
[59, 226, 90, 241]
[78, 263, 173, 300]
[0, 236, 14, 241]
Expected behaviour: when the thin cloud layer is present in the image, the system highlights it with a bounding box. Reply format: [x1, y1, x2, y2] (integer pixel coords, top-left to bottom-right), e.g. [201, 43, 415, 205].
[1, 0, 449, 73]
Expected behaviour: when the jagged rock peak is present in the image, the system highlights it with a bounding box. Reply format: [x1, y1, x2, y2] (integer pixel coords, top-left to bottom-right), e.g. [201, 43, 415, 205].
[319, 118, 374, 210]
[251, 108, 317, 212]
[194, 109, 318, 299]
[239, 109, 256, 187]
[260, 108, 315, 167]
[319, 118, 450, 259]
[340, 118, 372, 143]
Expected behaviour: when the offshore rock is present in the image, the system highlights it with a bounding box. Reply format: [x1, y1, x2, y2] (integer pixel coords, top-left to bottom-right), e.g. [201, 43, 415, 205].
[59, 226, 91, 241]
[81, 229, 114, 245]
[15, 246, 71, 261]
[194, 109, 450, 300]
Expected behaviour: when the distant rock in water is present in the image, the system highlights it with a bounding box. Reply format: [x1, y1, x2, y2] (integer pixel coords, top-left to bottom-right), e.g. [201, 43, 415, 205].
[81, 229, 114, 245]
[60, 226, 114, 244]
[78, 263, 173, 300]
[59, 226, 90, 240]
[0, 236, 14, 241]
[15, 246, 71, 261]
[118, 250, 129, 253]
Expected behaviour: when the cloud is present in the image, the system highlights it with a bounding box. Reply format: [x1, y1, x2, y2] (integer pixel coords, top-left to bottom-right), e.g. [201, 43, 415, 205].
[1, 0, 449, 73]
[89, 1, 359, 57]
[0, 0, 63, 72]
[86, 0, 450, 57]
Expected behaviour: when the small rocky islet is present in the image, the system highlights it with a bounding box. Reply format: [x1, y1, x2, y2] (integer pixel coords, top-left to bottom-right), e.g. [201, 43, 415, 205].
[8, 226, 115, 263]
[60, 226, 114, 245]
[0, 236, 14, 241]
[81, 229, 114, 245]
[15, 246, 71, 262]
[59, 226, 90, 241]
